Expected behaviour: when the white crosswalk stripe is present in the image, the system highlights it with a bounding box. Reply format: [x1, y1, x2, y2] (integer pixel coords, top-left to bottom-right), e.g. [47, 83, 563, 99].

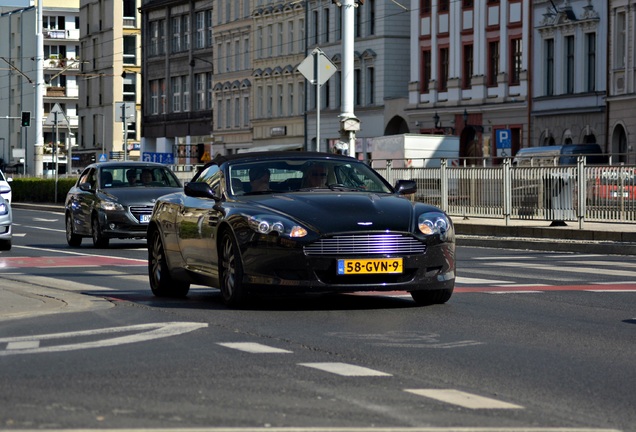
[217, 342, 292, 354]
[299, 362, 392, 376]
[405, 389, 524, 409]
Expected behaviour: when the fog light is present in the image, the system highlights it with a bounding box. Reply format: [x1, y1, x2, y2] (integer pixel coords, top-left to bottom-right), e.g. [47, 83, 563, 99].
[109, 223, 116, 230]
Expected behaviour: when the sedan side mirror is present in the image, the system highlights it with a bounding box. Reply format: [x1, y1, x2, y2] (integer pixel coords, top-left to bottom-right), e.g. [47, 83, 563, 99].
[394, 179, 416, 195]
[79, 182, 93, 192]
[185, 181, 220, 201]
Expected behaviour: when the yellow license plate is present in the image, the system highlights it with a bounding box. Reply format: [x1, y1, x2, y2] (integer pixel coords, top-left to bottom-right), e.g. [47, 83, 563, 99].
[337, 258, 403, 275]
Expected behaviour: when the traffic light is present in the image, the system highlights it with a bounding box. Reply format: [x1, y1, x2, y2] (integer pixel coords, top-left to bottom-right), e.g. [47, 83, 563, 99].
[21, 111, 31, 127]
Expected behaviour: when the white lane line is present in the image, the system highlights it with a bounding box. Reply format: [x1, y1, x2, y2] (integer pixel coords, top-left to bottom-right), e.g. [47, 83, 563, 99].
[456, 276, 513, 285]
[490, 262, 636, 278]
[6, 340, 40, 350]
[586, 289, 636, 293]
[217, 342, 292, 354]
[405, 389, 523, 409]
[299, 362, 392, 377]
[487, 291, 544, 295]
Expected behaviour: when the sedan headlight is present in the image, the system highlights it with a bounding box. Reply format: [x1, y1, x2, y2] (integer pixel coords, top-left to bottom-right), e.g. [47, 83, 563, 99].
[100, 201, 125, 211]
[248, 215, 307, 238]
[418, 212, 451, 236]
[0, 202, 8, 215]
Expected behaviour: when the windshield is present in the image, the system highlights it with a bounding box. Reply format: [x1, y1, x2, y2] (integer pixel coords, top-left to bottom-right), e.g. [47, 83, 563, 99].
[227, 158, 392, 196]
[100, 166, 182, 188]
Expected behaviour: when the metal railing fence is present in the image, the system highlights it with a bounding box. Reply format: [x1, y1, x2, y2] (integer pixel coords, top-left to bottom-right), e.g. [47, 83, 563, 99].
[373, 157, 636, 227]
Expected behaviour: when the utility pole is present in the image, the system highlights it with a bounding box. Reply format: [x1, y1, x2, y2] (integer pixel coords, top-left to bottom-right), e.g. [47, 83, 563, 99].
[34, 0, 44, 176]
[333, 0, 360, 156]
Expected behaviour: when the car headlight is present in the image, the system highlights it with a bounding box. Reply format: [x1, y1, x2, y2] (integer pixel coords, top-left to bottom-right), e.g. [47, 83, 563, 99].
[248, 215, 307, 238]
[100, 201, 125, 211]
[0, 202, 7, 215]
[418, 212, 451, 236]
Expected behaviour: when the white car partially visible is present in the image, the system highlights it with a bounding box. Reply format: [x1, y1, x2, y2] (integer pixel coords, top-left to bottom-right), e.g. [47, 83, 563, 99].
[0, 194, 11, 251]
[0, 170, 12, 204]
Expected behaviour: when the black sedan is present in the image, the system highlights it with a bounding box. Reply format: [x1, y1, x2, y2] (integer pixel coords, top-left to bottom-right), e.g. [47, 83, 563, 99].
[65, 161, 182, 247]
[148, 152, 455, 306]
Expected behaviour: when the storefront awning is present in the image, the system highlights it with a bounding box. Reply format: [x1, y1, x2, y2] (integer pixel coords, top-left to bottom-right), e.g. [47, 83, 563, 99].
[238, 143, 303, 153]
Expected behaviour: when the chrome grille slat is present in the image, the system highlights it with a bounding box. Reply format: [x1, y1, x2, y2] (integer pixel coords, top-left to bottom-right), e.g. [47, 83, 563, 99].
[304, 234, 425, 256]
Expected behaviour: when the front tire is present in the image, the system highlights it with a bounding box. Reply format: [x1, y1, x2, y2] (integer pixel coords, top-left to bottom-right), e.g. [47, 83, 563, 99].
[65, 213, 82, 247]
[148, 229, 190, 297]
[0, 240, 11, 251]
[91, 215, 109, 248]
[219, 231, 248, 307]
[410, 288, 453, 306]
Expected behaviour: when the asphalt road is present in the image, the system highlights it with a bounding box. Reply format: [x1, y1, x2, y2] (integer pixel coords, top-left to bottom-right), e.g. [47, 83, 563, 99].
[0, 207, 634, 432]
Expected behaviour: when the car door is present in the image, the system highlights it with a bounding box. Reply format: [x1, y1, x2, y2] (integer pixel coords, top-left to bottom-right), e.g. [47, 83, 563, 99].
[68, 168, 97, 235]
[177, 165, 222, 275]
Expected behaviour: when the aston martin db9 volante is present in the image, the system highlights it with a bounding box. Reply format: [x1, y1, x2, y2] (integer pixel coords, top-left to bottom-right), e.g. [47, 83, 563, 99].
[148, 152, 455, 307]
[65, 161, 182, 248]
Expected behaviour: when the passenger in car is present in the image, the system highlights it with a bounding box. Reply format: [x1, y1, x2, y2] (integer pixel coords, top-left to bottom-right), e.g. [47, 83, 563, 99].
[302, 164, 328, 188]
[249, 167, 271, 192]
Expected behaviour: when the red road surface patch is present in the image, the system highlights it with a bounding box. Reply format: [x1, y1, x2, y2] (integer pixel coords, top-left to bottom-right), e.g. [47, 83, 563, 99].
[0, 255, 146, 269]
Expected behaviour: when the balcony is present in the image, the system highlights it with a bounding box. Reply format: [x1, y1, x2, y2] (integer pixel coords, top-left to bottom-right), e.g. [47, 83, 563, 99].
[46, 86, 66, 97]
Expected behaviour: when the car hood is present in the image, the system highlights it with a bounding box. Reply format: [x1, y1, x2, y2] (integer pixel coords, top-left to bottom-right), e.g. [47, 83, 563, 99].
[101, 187, 182, 206]
[247, 192, 419, 233]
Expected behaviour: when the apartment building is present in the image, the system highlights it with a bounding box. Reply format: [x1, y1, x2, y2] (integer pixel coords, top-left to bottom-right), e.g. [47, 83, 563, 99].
[531, 0, 607, 150]
[607, 0, 636, 165]
[78, 0, 142, 165]
[140, 0, 215, 165]
[250, 1, 306, 153]
[304, 0, 410, 156]
[0, 0, 81, 175]
[404, 0, 530, 161]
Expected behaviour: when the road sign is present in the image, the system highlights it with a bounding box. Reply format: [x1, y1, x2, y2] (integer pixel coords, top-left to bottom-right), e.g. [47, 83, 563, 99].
[115, 102, 136, 123]
[297, 48, 337, 86]
[496, 129, 512, 149]
[44, 103, 69, 126]
[143, 152, 174, 164]
[98, 153, 108, 162]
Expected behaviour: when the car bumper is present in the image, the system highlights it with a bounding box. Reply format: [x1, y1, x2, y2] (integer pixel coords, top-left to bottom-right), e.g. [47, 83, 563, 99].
[98, 209, 150, 239]
[239, 241, 455, 294]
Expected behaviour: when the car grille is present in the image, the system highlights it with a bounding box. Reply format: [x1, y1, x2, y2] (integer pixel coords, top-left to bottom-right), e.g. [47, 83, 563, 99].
[304, 234, 426, 256]
[129, 205, 153, 222]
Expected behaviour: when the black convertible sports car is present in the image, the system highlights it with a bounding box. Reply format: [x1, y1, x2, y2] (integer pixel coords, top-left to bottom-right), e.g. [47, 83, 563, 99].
[148, 152, 455, 306]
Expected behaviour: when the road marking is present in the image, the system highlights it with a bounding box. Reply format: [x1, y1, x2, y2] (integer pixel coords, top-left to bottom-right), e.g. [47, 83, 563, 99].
[0, 254, 146, 269]
[405, 389, 523, 409]
[456, 276, 513, 285]
[491, 262, 636, 278]
[0, 322, 207, 356]
[217, 342, 293, 354]
[299, 362, 392, 376]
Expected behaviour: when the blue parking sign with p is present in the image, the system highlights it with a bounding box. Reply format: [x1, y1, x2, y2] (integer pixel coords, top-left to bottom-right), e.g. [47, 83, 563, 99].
[496, 129, 511, 149]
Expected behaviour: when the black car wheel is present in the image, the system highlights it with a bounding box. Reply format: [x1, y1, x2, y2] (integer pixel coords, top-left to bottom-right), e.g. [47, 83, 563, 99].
[65, 213, 82, 247]
[148, 229, 190, 297]
[219, 231, 248, 307]
[91, 215, 109, 248]
[410, 288, 453, 306]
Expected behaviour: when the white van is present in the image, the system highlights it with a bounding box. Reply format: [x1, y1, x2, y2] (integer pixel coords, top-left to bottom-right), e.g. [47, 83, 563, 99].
[513, 144, 607, 166]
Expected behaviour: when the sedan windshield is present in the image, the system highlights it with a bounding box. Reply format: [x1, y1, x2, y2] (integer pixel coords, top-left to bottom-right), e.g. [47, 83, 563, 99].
[228, 159, 392, 196]
[100, 166, 181, 188]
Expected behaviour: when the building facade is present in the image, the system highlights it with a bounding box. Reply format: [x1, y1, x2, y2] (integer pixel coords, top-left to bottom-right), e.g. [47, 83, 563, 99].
[531, 0, 607, 151]
[607, 0, 636, 165]
[0, 0, 81, 175]
[140, 0, 215, 166]
[78, 0, 142, 165]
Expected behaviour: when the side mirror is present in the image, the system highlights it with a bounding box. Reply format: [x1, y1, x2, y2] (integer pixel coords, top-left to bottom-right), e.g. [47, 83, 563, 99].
[394, 179, 416, 195]
[79, 182, 93, 192]
[185, 181, 220, 200]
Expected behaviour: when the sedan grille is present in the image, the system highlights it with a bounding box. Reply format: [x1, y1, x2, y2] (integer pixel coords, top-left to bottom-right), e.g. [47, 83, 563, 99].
[304, 234, 426, 256]
[129, 205, 154, 222]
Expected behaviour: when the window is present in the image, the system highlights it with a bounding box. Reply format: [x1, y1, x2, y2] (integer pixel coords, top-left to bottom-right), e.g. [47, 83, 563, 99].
[488, 40, 499, 86]
[267, 85, 273, 117]
[510, 38, 522, 85]
[615, 12, 626, 68]
[586, 33, 596, 92]
[368, 0, 375, 35]
[257, 86, 263, 118]
[207, 74, 213, 110]
[123, 35, 136, 65]
[244, 38, 250, 69]
[206, 11, 213, 47]
[367, 67, 375, 105]
[171, 76, 181, 112]
[277, 84, 283, 116]
[565, 35, 574, 94]
[354, 69, 361, 106]
[439, 47, 449, 91]
[278, 23, 284, 55]
[150, 80, 158, 114]
[288, 83, 294, 116]
[123, 73, 136, 102]
[196, 74, 206, 110]
[243, 96, 249, 126]
[217, 100, 223, 128]
[463, 44, 473, 89]
[171, 17, 181, 52]
[313, 11, 319, 45]
[545, 39, 554, 96]
[182, 15, 191, 50]
[298, 81, 305, 115]
[323, 9, 330, 43]
[288, 21, 295, 54]
[267, 24, 273, 56]
[150, 21, 159, 56]
[225, 99, 231, 128]
[421, 0, 431, 15]
[182, 75, 190, 112]
[234, 96, 240, 127]
[257, 27, 263, 59]
[439, 0, 449, 12]
[421, 49, 431, 92]
[160, 79, 166, 114]
[196, 12, 205, 49]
